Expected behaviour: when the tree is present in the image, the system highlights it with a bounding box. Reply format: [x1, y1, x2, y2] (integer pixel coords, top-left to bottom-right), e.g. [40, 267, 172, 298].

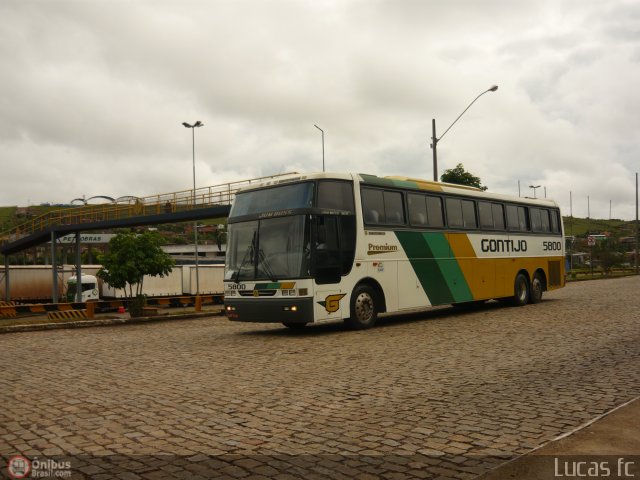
[97, 231, 175, 298]
[440, 163, 488, 191]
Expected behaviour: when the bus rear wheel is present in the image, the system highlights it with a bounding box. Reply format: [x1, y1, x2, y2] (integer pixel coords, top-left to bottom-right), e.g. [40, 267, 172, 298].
[346, 285, 378, 330]
[511, 273, 530, 307]
[530, 272, 544, 304]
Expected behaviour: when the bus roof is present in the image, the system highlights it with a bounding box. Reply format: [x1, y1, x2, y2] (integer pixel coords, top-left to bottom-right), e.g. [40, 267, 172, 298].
[234, 172, 560, 208]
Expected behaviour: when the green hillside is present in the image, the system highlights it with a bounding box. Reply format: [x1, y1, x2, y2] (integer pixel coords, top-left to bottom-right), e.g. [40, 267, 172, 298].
[0, 205, 68, 233]
[563, 217, 636, 238]
[0, 204, 636, 239]
[0, 206, 18, 232]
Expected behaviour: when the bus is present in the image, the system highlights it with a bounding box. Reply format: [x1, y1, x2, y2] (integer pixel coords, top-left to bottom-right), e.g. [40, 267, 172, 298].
[223, 172, 565, 329]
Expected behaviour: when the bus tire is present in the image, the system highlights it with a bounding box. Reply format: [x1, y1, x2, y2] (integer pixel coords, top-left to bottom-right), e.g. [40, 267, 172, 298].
[530, 272, 544, 304]
[511, 273, 530, 307]
[346, 284, 378, 330]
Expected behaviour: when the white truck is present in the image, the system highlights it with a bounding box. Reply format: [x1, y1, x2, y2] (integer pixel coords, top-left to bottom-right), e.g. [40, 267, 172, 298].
[65, 265, 225, 302]
[66, 274, 101, 302]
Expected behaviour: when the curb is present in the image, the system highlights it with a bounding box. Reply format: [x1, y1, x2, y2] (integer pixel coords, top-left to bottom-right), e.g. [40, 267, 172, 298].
[0, 309, 226, 334]
[476, 396, 640, 479]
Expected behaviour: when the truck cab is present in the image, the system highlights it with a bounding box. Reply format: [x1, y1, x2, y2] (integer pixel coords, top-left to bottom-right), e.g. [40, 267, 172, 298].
[66, 274, 100, 302]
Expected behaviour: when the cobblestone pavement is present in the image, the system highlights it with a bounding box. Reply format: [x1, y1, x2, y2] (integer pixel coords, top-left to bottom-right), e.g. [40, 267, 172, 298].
[1, 276, 639, 479]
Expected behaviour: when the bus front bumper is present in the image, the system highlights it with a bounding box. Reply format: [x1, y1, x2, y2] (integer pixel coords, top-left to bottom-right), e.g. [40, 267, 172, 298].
[224, 297, 315, 324]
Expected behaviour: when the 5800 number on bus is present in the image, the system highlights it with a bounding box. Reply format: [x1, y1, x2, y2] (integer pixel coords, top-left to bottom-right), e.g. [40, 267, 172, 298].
[543, 241, 562, 251]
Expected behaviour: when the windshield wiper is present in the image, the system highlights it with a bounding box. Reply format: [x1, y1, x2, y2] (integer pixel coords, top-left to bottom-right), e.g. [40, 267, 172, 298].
[257, 249, 277, 282]
[233, 231, 256, 283]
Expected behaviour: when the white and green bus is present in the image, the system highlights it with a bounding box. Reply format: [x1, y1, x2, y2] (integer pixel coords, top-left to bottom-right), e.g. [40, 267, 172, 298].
[224, 172, 565, 329]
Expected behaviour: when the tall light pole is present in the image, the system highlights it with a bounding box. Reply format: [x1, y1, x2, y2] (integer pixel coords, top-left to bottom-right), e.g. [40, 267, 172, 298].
[635, 172, 640, 275]
[182, 120, 203, 295]
[529, 184, 541, 198]
[314, 124, 325, 172]
[431, 85, 498, 181]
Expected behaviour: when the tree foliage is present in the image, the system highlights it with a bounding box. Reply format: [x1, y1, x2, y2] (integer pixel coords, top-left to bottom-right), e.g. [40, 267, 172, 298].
[97, 231, 175, 298]
[440, 163, 488, 191]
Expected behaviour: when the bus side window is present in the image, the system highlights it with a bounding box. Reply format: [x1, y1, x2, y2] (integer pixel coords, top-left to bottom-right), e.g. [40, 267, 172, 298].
[408, 193, 427, 226]
[317, 181, 355, 212]
[492, 203, 505, 230]
[446, 198, 463, 228]
[361, 188, 385, 225]
[540, 209, 551, 232]
[550, 210, 560, 233]
[383, 191, 405, 225]
[461, 200, 477, 228]
[507, 204, 527, 231]
[530, 208, 542, 232]
[517, 206, 528, 231]
[446, 198, 476, 229]
[426, 196, 444, 227]
[518, 207, 529, 232]
[479, 201, 493, 229]
[365, 210, 380, 224]
[506, 205, 517, 230]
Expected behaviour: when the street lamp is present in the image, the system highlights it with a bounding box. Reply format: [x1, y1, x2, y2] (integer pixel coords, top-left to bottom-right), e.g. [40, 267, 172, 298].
[182, 120, 204, 295]
[431, 85, 498, 181]
[529, 185, 541, 198]
[314, 124, 325, 172]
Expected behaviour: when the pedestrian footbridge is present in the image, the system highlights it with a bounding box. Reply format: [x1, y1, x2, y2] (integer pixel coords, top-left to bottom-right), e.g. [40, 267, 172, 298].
[0, 173, 294, 256]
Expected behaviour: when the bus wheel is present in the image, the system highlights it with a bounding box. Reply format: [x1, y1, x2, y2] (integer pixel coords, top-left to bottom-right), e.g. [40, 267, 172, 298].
[530, 272, 544, 304]
[511, 273, 530, 307]
[347, 285, 378, 330]
[282, 322, 307, 330]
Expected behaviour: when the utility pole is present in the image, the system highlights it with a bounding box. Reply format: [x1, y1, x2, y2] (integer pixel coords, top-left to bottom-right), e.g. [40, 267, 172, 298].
[314, 125, 325, 172]
[432, 119, 438, 181]
[182, 121, 204, 295]
[636, 172, 640, 275]
[431, 85, 498, 182]
[569, 191, 573, 272]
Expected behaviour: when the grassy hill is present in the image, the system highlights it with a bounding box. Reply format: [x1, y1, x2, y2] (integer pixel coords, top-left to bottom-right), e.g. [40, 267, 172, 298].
[0, 206, 18, 232]
[0, 204, 636, 238]
[563, 217, 636, 238]
[0, 205, 69, 233]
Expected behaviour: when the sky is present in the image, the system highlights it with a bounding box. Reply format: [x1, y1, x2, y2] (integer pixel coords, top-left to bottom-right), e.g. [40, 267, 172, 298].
[1, 0, 639, 220]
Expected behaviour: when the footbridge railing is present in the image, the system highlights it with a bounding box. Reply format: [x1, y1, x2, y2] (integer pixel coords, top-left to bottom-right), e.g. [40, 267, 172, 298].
[0, 173, 297, 245]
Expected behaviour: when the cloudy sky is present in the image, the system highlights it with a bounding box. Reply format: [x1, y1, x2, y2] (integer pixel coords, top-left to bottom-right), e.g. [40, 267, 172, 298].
[1, 0, 639, 219]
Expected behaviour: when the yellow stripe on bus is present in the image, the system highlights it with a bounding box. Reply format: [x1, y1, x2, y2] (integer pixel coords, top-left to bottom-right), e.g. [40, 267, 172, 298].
[446, 234, 565, 301]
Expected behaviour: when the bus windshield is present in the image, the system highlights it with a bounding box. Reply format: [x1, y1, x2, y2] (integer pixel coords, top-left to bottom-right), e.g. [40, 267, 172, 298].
[230, 182, 314, 218]
[225, 215, 310, 282]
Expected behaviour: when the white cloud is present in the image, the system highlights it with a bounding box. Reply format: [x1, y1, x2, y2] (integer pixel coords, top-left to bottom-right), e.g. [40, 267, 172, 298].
[0, 0, 638, 219]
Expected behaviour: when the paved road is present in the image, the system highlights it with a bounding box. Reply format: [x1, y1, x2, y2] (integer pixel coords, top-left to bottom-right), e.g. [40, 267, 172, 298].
[1, 277, 639, 479]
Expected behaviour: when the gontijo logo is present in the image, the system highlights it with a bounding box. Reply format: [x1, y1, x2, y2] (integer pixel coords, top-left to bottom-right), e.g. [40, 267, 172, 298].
[318, 294, 346, 313]
[480, 238, 527, 253]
